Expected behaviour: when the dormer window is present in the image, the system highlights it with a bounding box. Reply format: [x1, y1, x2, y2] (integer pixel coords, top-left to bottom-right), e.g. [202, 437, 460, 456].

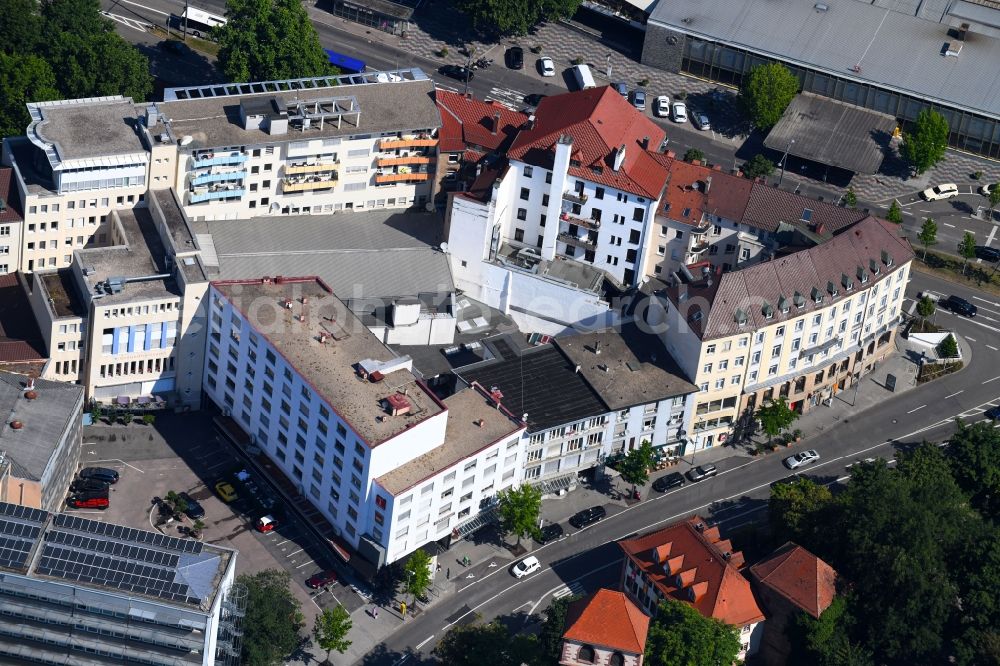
[882, 250, 893, 267]
[735, 309, 748, 326]
[870, 258, 881, 276]
[827, 281, 838, 297]
[778, 296, 790, 314]
[811, 286, 824, 304]
[857, 266, 869, 284]
[689, 310, 703, 323]
[842, 273, 853, 291]
[762, 303, 774, 320]
[793, 291, 806, 309]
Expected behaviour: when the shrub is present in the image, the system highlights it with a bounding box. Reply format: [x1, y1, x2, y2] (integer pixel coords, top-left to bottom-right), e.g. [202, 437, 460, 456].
[675, 90, 687, 100]
[684, 148, 705, 163]
[437, 47, 449, 57]
[530, 45, 542, 54]
[142, 414, 156, 426]
[638, 77, 650, 87]
[571, 56, 584, 65]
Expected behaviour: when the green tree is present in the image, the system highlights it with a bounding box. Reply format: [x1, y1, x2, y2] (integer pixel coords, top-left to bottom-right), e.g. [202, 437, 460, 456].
[0, 52, 59, 140]
[462, 0, 581, 37]
[238, 569, 304, 666]
[789, 596, 873, 666]
[683, 148, 705, 163]
[886, 199, 903, 224]
[42, 0, 113, 37]
[645, 598, 741, 666]
[433, 621, 542, 666]
[844, 186, 857, 208]
[769, 477, 833, 551]
[496, 483, 542, 547]
[743, 154, 775, 180]
[917, 217, 937, 260]
[538, 594, 582, 662]
[164, 490, 188, 517]
[216, 0, 333, 83]
[402, 548, 433, 604]
[938, 333, 959, 358]
[313, 605, 352, 662]
[0, 0, 44, 55]
[948, 420, 1000, 516]
[916, 295, 936, 324]
[740, 62, 799, 129]
[959, 231, 977, 274]
[755, 397, 798, 439]
[618, 439, 655, 495]
[902, 108, 949, 175]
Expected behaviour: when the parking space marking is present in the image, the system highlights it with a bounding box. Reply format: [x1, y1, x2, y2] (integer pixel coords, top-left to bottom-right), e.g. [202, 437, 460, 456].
[907, 404, 926, 414]
[944, 223, 956, 228]
[287, 548, 304, 556]
[967, 337, 977, 342]
[965, 229, 977, 235]
[984, 376, 1000, 384]
[945, 390, 964, 399]
[296, 561, 313, 569]
[988, 345, 999, 351]
[85, 458, 145, 473]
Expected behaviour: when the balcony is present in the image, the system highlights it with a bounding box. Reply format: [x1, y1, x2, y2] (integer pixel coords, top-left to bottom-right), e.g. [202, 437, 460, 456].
[189, 187, 246, 204]
[191, 153, 247, 169]
[375, 172, 431, 185]
[282, 175, 337, 193]
[284, 162, 339, 175]
[560, 212, 600, 230]
[689, 223, 711, 236]
[689, 240, 709, 255]
[562, 190, 588, 204]
[558, 232, 597, 248]
[376, 155, 435, 167]
[191, 170, 247, 187]
[379, 136, 438, 150]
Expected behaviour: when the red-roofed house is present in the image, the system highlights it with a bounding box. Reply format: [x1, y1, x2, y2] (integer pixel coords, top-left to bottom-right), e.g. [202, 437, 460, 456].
[560, 588, 650, 666]
[619, 516, 765, 660]
[749, 543, 839, 666]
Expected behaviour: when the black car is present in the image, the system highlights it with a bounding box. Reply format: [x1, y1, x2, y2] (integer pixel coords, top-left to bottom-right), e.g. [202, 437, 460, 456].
[439, 64, 474, 81]
[943, 295, 977, 317]
[78, 467, 119, 484]
[569, 506, 607, 529]
[506, 46, 524, 69]
[986, 406, 1000, 420]
[652, 472, 685, 493]
[976, 246, 1000, 262]
[178, 492, 205, 520]
[70, 478, 109, 493]
[686, 464, 718, 482]
[534, 523, 564, 544]
[523, 93, 547, 108]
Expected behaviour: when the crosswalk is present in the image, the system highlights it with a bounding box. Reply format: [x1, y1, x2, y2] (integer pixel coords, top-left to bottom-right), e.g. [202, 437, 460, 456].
[486, 86, 528, 111]
[102, 11, 152, 32]
[553, 581, 585, 600]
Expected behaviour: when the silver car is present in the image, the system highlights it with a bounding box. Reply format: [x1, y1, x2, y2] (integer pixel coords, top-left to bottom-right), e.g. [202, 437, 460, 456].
[784, 449, 820, 469]
[692, 112, 711, 131]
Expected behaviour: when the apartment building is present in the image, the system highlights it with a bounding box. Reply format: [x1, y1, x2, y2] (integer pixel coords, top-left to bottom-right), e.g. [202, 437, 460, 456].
[457, 323, 696, 491]
[0, 501, 242, 665]
[203, 276, 526, 567]
[646, 216, 913, 450]
[0, 168, 24, 274]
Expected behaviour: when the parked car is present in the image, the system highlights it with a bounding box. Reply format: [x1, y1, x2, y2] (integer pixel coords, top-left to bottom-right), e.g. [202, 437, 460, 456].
[306, 570, 338, 588]
[921, 183, 959, 201]
[981, 182, 998, 196]
[535, 523, 564, 544]
[671, 101, 688, 123]
[630, 90, 647, 111]
[784, 449, 821, 469]
[67, 495, 109, 510]
[686, 464, 718, 482]
[78, 467, 119, 484]
[976, 245, 1000, 262]
[512, 555, 541, 578]
[255, 515, 278, 533]
[943, 295, 977, 317]
[439, 64, 474, 81]
[652, 472, 686, 492]
[214, 480, 238, 503]
[654, 95, 670, 118]
[70, 478, 109, 493]
[569, 505, 607, 529]
[986, 406, 1000, 420]
[506, 46, 524, 69]
[538, 57, 555, 77]
[692, 112, 711, 130]
[178, 492, 205, 520]
[612, 81, 628, 96]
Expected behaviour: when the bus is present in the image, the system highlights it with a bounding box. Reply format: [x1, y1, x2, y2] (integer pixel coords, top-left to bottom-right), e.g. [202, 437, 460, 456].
[324, 49, 366, 74]
[173, 7, 227, 39]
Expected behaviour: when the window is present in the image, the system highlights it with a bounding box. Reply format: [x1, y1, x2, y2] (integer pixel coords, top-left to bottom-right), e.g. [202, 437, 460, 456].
[731, 375, 741, 385]
[715, 378, 725, 389]
[523, 165, 533, 177]
[703, 363, 712, 373]
[519, 187, 530, 201]
[516, 208, 527, 221]
[771, 344, 781, 357]
[632, 207, 644, 222]
[768, 364, 778, 376]
[795, 319, 804, 332]
[514, 228, 524, 242]
[578, 645, 596, 663]
[595, 187, 605, 199]
[775, 325, 785, 338]
[706, 344, 716, 355]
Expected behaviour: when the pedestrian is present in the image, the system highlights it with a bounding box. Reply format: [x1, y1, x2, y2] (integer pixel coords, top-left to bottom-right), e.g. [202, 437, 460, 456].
[446, 567, 450, 579]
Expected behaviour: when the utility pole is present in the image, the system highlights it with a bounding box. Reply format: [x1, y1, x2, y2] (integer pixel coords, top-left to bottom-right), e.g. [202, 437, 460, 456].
[606, 53, 613, 79]
[463, 46, 476, 96]
[777, 138, 795, 187]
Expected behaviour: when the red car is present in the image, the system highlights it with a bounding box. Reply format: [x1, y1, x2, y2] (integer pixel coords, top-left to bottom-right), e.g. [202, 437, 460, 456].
[67, 496, 109, 510]
[255, 515, 278, 533]
[306, 570, 338, 589]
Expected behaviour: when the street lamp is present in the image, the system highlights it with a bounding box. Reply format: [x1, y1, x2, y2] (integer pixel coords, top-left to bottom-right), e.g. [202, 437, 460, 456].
[606, 53, 613, 79]
[777, 139, 795, 187]
[463, 47, 477, 96]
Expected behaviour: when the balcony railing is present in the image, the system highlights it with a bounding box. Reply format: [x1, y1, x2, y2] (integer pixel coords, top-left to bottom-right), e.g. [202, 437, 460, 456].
[376, 156, 435, 167]
[562, 190, 588, 204]
[689, 240, 709, 254]
[689, 224, 711, 236]
[282, 178, 337, 193]
[375, 172, 431, 184]
[189, 188, 246, 204]
[191, 170, 247, 187]
[560, 212, 600, 230]
[558, 232, 597, 248]
[379, 137, 438, 150]
[192, 153, 247, 168]
[284, 162, 339, 175]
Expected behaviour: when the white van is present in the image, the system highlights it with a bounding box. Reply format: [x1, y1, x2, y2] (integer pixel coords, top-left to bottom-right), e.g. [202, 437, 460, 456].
[572, 64, 596, 90]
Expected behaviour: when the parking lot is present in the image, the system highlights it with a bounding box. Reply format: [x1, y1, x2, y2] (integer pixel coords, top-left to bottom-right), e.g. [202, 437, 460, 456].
[78, 411, 368, 620]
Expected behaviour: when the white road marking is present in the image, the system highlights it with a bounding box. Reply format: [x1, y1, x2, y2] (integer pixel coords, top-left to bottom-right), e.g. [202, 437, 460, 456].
[906, 405, 926, 414]
[114, 0, 169, 16]
[286, 548, 304, 557]
[944, 223, 956, 228]
[973, 296, 1000, 307]
[296, 561, 312, 569]
[944, 390, 964, 399]
[965, 229, 977, 235]
[989, 345, 999, 351]
[986, 225, 998, 247]
[416, 636, 435, 650]
[984, 376, 1000, 384]
[967, 337, 977, 342]
[102, 11, 152, 31]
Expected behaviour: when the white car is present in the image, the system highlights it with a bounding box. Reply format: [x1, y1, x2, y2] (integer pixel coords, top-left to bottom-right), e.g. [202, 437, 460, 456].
[671, 101, 688, 123]
[784, 449, 820, 470]
[981, 182, 998, 196]
[921, 183, 959, 201]
[539, 57, 555, 77]
[512, 555, 541, 578]
[654, 95, 670, 118]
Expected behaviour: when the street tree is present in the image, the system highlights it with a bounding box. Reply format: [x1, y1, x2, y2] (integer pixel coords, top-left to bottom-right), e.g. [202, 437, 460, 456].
[844, 186, 857, 208]
[538, 594, 583, 662]
[740, 62, 799, 129]
[313, 605, 352, 663]
[462, 0, 581, 37]
[237, 569, 304, 666]
[683, 148, 705, 163]
[886, 199, 903, 224]
[769, 477, 833, 552]
[403, 548, 433, 604]
[433, 621, 543, 666]
[902, 108, 949, 175]
[755, 397, 798, 439]
[959, 231, 977, 274]
[916, 295, 936, 326]
[618, 439, 656, 495]
[644, 598, 741, 666]
[917, 218, 938, 260]
[743, 154, 775, 180]
[496, 483, 542, 548]
[947, 420, 1000, 516]
[938, 333, 959, 359]
[216, 0, 333, 83]
[989, 185, 1000, 221]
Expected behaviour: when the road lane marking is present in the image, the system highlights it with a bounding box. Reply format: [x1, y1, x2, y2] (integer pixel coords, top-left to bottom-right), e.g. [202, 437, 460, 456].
[965, 229, 977, 235]
[416, 635, 435, 650]
[906, 405, 926, 413]
[989, 345, 999, 351]
[984, 376, 1000, 384]
[944, 390, 964, 399]
[115, 0, 169, 16]
[944, 223, 956, 228]
[972, 296, 1000, 307]
[967, 337, 977, 342]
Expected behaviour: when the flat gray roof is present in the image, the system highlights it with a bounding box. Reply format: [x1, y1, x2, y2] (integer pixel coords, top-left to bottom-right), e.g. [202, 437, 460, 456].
[29, 98, 147, 163]
[157, 78, 442, 150]
[375, 386, 524, 495]
[649, 0, 1000, 118]
[151, 189, 196, 252]
[554, 323, 698, 411]
[213, 278, 445, 446]
[764, 93, 897, 174]
[0, 373, 82, 481]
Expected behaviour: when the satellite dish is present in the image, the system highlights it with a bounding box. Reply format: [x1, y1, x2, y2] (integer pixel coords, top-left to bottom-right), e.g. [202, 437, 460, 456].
[439, 242, 449, 253]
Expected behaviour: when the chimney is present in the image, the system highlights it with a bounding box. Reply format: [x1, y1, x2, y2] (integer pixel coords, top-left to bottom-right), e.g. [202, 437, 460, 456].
[612, 144, 627, 172]
[475, 419, 485, 428]
[641, 136, 650, 150]
[492, 112, 501, 135]
[815, 222, 826, 235]
[594, 340, 602, 355]
[301, 296, 309, 305]
[297, 314, 306, 322]
[665, 149, 676, 159]
[704, 176, 712, 193]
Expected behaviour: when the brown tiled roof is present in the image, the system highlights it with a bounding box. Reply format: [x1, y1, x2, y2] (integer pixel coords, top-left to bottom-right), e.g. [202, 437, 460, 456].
[0, 273, 46, 363]
[508, 86, 669, 199]
[619, 516, 765, 626]
[742, 182, 866, 234]
[435, 90, 528, 154]
[0, 168, 24, 224]
[562, 588, 650, 654]
[657, 160, 753, 226]
[750, 542, 837, 619]
[665, 216, 914, 340]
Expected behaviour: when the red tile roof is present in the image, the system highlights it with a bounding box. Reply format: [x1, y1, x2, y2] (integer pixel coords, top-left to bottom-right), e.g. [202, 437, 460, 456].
[508, 86, 669, 199]
[435, 90, 529, 154]
[742, 182, 866, 234]
[619, 516, 765, 626]
[750, 543, 837, 619]
[0, 168, 24, 224]
[562, 588, 650, 654]
[657, 160, 753, 226]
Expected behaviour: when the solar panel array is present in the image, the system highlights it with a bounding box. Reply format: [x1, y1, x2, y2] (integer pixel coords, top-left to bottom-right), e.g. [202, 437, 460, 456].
[52, 513, 203, 555]
[0, 502, 48, 524]
[47, 530, 180, 568]
[0, 504, 47, 572]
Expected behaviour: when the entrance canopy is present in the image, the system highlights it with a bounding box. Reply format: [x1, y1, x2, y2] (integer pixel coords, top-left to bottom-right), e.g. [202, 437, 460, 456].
[764, 93, 897, 175]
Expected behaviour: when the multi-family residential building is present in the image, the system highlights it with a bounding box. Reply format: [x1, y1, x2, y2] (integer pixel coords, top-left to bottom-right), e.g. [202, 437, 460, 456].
[646, 216, 913, 449]
[0, 168, 24, 274]
[0, 373, 83, 512]
[0, 501, 242, 665]
[619, 516, 766, 661]
[457, 323, 696, 491]
[203, 276, 526, 567]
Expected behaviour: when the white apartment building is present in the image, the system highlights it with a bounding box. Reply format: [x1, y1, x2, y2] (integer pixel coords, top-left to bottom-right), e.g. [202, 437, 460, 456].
[645, 216, 913, 450]
[204, 277, 525, 567]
